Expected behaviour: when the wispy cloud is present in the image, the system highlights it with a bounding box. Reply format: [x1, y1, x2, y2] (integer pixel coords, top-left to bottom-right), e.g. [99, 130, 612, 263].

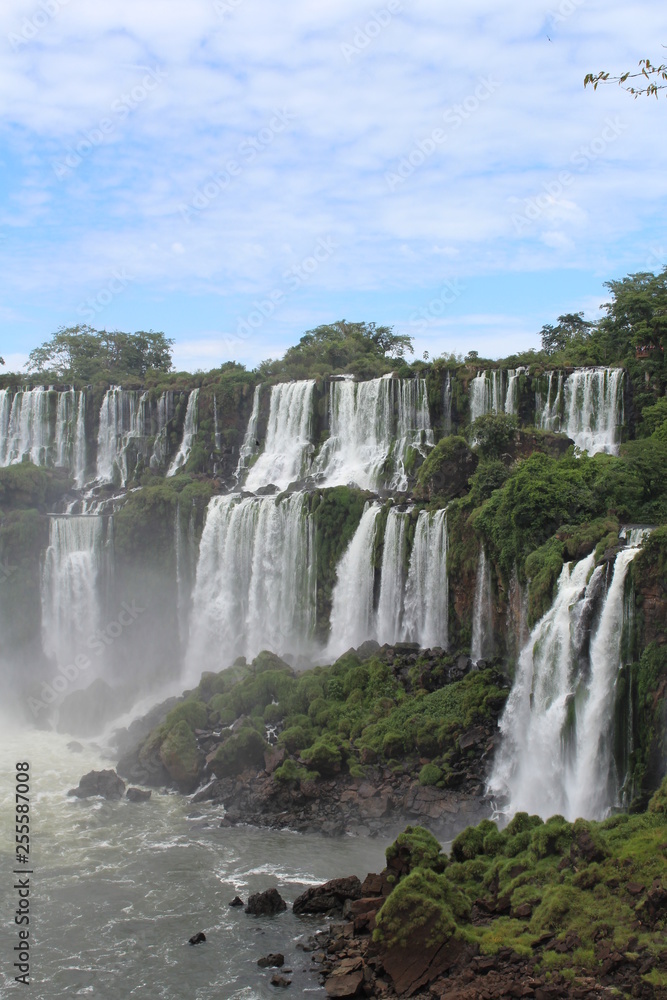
[0, 0, 666, 363]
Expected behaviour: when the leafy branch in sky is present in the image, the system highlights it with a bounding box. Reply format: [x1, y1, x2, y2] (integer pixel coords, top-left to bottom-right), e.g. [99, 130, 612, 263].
[585, 52, 667, 98]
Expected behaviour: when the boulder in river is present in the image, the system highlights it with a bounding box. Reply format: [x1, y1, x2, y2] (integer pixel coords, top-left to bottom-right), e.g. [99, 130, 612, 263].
[67, 769, 125, 801]
[245, 888, 287, 916]
[126, 787, 151, 803]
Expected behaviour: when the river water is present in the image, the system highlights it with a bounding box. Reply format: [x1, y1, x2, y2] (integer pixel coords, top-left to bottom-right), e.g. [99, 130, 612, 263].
[0, 728, 386, 999]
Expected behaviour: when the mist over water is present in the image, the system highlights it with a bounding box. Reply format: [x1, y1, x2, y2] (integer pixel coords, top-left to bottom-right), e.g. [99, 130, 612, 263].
[0, 731, 384, 999]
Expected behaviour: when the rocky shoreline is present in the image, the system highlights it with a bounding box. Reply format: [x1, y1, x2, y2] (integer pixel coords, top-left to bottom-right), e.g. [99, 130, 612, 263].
[280, 804, 667, 1000]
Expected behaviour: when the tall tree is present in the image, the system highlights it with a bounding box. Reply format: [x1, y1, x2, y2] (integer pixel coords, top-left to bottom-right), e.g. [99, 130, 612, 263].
[540, 313, 594, 356]
[25, 326, 174, 382]
[599, 270, 667, 354]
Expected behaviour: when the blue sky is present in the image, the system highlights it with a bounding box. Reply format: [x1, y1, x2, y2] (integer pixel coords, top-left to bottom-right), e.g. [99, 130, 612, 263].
[1, 0, 666, 373]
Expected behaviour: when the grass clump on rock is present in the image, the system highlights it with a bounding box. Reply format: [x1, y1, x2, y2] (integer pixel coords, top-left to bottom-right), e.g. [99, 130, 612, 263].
[371, 799, 667, 985]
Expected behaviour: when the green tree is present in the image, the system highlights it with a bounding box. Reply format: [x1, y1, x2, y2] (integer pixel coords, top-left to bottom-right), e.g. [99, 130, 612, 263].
[598, 270, 667, 354]
[540, 313, 594, 356]
[25, 326, 174, 383]
[259, 321, 413, 380]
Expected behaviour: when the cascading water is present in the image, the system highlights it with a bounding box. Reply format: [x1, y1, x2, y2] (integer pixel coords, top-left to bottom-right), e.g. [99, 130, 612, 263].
[96, 387, 147, 485]
[174, 503, 196, 649]
[442, 371, 452, 436]
[563, 367, 625, 455]
[72, 391, 87, 486]
[213, 394, 221, 451]
[235, 384, 261, 479]
[469, 370, 505, 424]
[536, 370, 564, 432]
[504, 368, 526, 416]
[315, 376, 432, 491]
[0, 386, 88, 482]
[471, 546, 493, 661]
[167, 388, 200, 477]
[375, 507, 409, 644]
[328, 504, 450, 655]
[327, 503, 381, 658]
[401, 508, 449, 649]
[489, 542, 644, 821]
[186, 492, 316, 672]
[41, 515, 110, 668]
[149, 391, 176, 470]
[244, 381, 314, 491]
[469, 368, 527, 423]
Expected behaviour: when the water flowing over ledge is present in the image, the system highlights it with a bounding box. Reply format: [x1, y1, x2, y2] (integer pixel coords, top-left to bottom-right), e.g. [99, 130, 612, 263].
[489, 540, 646, 821]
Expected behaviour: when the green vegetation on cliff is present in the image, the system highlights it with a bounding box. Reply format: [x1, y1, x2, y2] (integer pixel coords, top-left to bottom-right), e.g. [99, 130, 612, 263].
[133, 646, 508, 790]
[373, 788, 667, 985]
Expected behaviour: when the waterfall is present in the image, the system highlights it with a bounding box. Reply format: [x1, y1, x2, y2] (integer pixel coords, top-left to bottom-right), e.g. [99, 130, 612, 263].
[469, 370, 505, 424]
[327, 503, 381, 658]
[504, 368, 526, 416]
[442, 371, 452, 436]
[167, 389, 200, 477]
[563, 367, 625, 455]
[402, 508, 449, 649]
[149, 392, 176, 470]
[390, 379, 435, 490]
[41, 515, 109, 668]
[315, 376, 432, 491]
[376, 508, 409, 644]
[0, 387, 88, 482]
[96, 388, 147, 485]
[186, 492, 316, 672]
[328, 504, 450, 654]
[0, 389, 10, 463]
[536, 370, 564, 432]
[235, 385, 261, 479]
[0, 387, 49, 467]
[213, 395, 221, 452]
[174, 503, 196, 649]
[471, 546, 493, 661]
[72, 392, 87, 487]
[489, 544, 643, 821]
[244, 381, 314, 491]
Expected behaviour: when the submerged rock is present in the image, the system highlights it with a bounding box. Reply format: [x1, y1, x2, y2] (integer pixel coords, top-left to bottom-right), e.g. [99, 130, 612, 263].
[126, 787, 151, 803]
[67, 769, 125, 801]
[257, 953, 284, 968]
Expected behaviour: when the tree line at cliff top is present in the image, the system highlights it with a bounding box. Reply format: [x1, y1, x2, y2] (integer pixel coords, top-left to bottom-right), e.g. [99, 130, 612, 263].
[1, 267, 665, 389]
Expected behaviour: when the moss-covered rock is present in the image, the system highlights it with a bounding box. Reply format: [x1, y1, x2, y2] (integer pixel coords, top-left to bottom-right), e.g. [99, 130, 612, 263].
[414, 436, 477, 501]
[159, 720, 202, 793]
[210, 727, 268, 778]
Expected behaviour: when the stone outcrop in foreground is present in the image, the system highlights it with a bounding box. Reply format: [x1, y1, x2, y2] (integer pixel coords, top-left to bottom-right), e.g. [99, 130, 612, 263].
[297, 783, 667, 999]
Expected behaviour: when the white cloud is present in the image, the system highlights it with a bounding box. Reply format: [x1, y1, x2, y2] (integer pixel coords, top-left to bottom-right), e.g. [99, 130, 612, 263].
[0, 0, 666, 360]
